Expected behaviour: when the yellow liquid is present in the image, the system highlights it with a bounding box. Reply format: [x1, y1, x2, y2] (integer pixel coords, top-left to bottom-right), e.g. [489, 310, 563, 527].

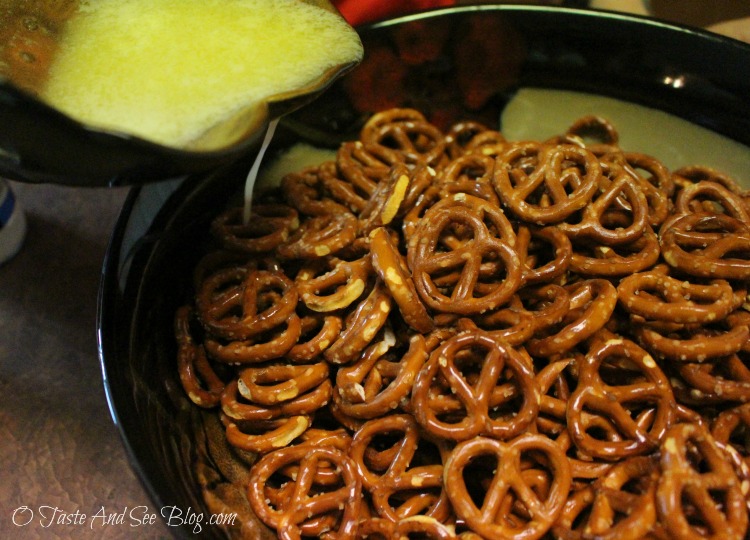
[39, 0, 362, 147]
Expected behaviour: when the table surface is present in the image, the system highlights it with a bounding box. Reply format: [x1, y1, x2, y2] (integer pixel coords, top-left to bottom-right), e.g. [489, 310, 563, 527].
[0, 182, 170, 539]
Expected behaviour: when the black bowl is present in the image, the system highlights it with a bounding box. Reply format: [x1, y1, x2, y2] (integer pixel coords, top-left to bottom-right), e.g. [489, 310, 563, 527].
[97, 5, 750, 538]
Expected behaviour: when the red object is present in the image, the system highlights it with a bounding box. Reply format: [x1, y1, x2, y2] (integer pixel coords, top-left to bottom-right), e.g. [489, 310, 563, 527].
[332, 0, 456, 26]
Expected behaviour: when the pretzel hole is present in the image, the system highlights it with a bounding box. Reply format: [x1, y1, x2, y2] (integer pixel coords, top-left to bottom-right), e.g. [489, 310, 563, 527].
[459, 453, 500, 508]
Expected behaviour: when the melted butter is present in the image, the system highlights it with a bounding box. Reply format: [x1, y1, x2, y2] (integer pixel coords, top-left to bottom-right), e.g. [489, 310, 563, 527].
[39, 0, 362, 148]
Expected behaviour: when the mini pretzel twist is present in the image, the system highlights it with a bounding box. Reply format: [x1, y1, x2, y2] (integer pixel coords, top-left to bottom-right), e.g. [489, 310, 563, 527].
[281, 164, 351, 216]
[334, 333, 428, 419]
[676, 353, 750, 403]
[411, 330, 540, 442]
[175, 305, 224, 408]
[557, 172, 650, 246]
[222, 413, 311, 454]
[553, 456, 659, 540]
[370, 226, 433, 333]
[350, 414, 451, 522]
[276, 211, 358, 260]
[566, 337, 677, 460]
[324, 281, 393, 365]
[409, 196, 522, 315]
[355, 516, 457, 539]
[358, 164, 413, 236]
[247, 444, 362, 540]
[617, 269, 737, 324]
[205, 313, 302, 364]
[221, 376, 331, 422]
[360, 109, 447, 168]
[210, 204, 300, 254]
[674, 180, 750, 222]
[492, 141, 601, 225]
[295, 255, 371, 313]
[515, 225, 572, 285]
[527, 279, 617, 358]
[444, 434, 572, 540]
[568, 229, 661, 277]
[196, 268, 298, 341]
[657, 422, 749, 540]
[436, 152, 500, 206]
[660, 213, 750, 280]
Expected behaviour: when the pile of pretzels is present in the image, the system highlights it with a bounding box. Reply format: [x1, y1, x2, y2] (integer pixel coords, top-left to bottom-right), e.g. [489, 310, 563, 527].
[175, 108, 750, 539]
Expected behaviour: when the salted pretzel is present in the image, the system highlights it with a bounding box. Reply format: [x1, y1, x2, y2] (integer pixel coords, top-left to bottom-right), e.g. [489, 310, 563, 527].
[553, 456, 659, 540]
[336, 141, 391, 197]
[674, 180, 750, 222]
[445, 434, 572, 540]
[563, 115, 620, 153]
[281, 163, 353, 217]
[660, 212, 750, 280]
[492, 141, 601, 225]
[411, 329, 540, 441]
[210, 204, 300, 254]
[334, 333, 428, 419]
[566, 337, 677, 460]
[175, 305, 225, 408]
[527, 279, 617, 357]
[712, 403, 750, 462]
[355, 516, 457, 540]
[617, 269, 737, 324]
[676, 353, 750, 403]
[634, 315, 750, 362]
[276, 210, 358, 260]
[205, 313, 302, 364]
[196, 268, 298, 341]
[360, 109, 447, 168]
[514, 225, 572, 285]
[657, 422, 749, 540]
[557, 172, 649, 246]
[673, 164, 750, 200]
[436, 152, 500, 205]
[568, 228, 661, 277]
[247, 444, 362, 540]
[286, 313, 343, 362]
[295, 255, 371, 312]
[350, 414, 451, 522]
[221, 376, 331, 423]
[408, 195, 522, 315]
[222, 413, 311, 455]
[323, 281, 393, 365]
[369, 226, 433, 333]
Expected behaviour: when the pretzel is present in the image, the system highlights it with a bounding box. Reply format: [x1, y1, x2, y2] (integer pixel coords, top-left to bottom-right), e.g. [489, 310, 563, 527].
[408, 196, 522, 315]
[473, 306, 536, 347]
[492, 141, 601, 225]
[444, 119, 491, 158]
[175, 305, 224, 408]
[369, 226, 433, 333]
[617, 270, 737, 324]
[674, 180, 750, 222]
[210, 204, 300, 254]
[527, 279, 617, 358]
[205, 313, 302, 364]
[660, 213, 750, 280]
[676, 354, 750, 403]
[221, 377, 331, 422]
[436, 152, 500, 205]
[553, 456, 659, 540]
[444, 434, 572, 540]
[673, 165, 750, 199]
[336, 141, 390, 197]
[411, 330, 540, 441]
[360, 110, 447, 168]
[222, 413, 311, 454]
[350, 414, 451, 522]
[634, 316, 750, 362]
[357, 163, 412, 236]
[568, 228, 661, 277]
[515, 226, 572, 286]
[564, 115, 620, 151]
[295, 255, 371, 313]
[334, 333, 428, 419]
[711, 403, 750, 463]
[247, 444, 362, 540]
[657, 422, 749, 540]
[236, 361, 330, 407]
[355, 516, 457, 540]
[281, 163, 352, 217]
[557, 173, 649, 246]
[276, 211, 358, 260]
[196, 268, 298, 341]
[566, 337, 676, 460]
[324, 281, 393, 365]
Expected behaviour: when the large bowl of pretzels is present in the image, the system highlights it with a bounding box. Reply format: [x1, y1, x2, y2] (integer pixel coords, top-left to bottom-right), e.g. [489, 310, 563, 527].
[98, 4, 750, 539]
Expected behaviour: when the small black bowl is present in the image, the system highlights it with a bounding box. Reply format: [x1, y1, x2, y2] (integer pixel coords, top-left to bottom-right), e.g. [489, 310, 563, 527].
[98, 5, 750, 538]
